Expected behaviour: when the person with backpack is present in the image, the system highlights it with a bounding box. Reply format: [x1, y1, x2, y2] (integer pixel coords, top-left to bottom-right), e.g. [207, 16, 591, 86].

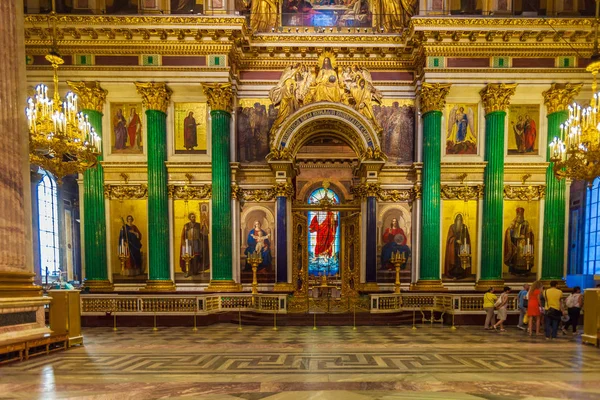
[517, 283, 530, 330]
[483, 287, 497, 330]
[544, 281, 565, 340]
[562, 286, 583, 335]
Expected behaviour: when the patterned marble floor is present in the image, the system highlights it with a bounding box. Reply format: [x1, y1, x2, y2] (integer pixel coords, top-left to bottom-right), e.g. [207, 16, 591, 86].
[1, 323, 599, 399]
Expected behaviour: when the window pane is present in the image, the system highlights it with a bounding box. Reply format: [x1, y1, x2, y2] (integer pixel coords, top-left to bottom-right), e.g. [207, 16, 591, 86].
[37, 172, 59, 279]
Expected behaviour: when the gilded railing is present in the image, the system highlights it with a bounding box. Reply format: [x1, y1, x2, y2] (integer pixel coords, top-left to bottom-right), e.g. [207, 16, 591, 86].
[81, 294, 287, 315]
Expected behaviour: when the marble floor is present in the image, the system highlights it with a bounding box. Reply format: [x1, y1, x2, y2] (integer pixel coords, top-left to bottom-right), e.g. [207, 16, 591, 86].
[1, 322, 599, 399]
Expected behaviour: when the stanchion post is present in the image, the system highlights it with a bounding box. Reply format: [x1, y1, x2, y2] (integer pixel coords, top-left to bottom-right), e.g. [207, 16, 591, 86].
[273, 309, 278, 331]
[113, 313, 117, 332]
[412, 310, 417, 330]
[352, 304, 357, 331]
[313, 312, 317, 330]
[237, 307, 243, 331]
[153, 311, 158, 332]
[193, 310, 198, 332]
[451, 312, 457, 330]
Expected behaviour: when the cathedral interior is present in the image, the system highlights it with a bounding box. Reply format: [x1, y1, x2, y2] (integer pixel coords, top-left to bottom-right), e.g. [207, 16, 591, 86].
[2, 0, 600, 398]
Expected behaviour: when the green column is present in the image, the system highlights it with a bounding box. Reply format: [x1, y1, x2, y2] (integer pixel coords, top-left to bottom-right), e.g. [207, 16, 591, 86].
[135, 82, 174, 291]
[68, 81, 112, 291]
[211, 110, 232, 280]
[478, 83, 516, 289]
[414, 83, 450, 290]
[541, 83, 582, 282]
[419, 110, 442, 281]
[479, 111, 506, 282]
[203, 83, 240, 291]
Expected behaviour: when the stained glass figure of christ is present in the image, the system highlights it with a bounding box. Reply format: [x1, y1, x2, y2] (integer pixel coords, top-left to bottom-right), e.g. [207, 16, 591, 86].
[307, 187, 340, 277]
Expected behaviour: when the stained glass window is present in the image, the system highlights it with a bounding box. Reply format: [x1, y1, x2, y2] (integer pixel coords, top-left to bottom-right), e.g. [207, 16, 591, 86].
[307, 187, 340, 277]
[38, 171, 60, 279]
[584, 177, 600, 275]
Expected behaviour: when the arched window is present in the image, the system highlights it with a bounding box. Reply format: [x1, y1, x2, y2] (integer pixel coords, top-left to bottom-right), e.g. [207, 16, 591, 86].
[307, 187, 340, 277]
[584, 177, 600, 275]
[38, 171, 59, 279]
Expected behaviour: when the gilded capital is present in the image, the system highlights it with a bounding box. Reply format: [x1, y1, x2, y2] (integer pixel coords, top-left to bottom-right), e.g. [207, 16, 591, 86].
[543, 83, 583, 115]
[67, 81, 107, 113]
[134, 82, 172, 113]
[203, 83, 233, 113]
[419, 83, 451, 114]
[274, 182, 295, 197]
[479, 83, 517, 115]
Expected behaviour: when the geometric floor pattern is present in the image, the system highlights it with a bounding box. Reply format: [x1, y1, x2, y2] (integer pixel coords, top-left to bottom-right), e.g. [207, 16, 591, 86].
[1, 324, 599, 399]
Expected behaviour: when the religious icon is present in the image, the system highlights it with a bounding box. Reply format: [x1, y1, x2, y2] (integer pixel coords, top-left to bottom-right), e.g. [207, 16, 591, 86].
[250, 0, 279, 32]
[118, 215, 143, 276]
[174, 103, 207, 154]
[307, 54, 342, 104]
[111, 103, 143, 154]
[236, 99, 273, 163]
[443, 213, 472, 279]
[180, 211, 209, 277]
[240, 207, 275, 283]
[504, 207, 535, 275]
[244, 220, 273, 271]
[508, 105, 539, 155]
[445, 104, 477, 155]
[307, 186, 340, 277]
[374, 100, 415, 164]
[380, 217, 411, 270]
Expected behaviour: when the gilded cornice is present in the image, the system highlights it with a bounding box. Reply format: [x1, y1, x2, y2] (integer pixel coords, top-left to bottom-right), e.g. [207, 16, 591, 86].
[203, 83, 233, 113]
[351, 183, 419, 203]
[25, 41, 235, 55]
[480, 83, 517, 115]
[167, 184, 212, 200]
[543, 83, 583, 115]
[135, 82, 172, 113]
[503, 185, 546, 201]
[25, 14, 247, 26]
[419, 82, 451, 114]
[410, 17, 593, 28]
[66, 81, 107, 113]
[440, 185, 484, 201]
[104, 184, 148, 200]
[421, 43, 593, 58]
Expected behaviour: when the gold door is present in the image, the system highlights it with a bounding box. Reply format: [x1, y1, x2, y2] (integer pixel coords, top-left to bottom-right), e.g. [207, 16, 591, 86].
[341, 212, 360, 299]
[291, 212, 308, 298]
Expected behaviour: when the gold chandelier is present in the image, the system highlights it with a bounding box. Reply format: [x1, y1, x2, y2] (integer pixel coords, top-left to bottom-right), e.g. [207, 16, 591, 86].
[549, 60, 600, 184]
[26, 12, 100, 184]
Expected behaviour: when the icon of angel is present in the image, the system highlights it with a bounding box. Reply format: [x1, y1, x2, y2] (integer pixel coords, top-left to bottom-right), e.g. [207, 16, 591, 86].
[446, 105, 477, 154]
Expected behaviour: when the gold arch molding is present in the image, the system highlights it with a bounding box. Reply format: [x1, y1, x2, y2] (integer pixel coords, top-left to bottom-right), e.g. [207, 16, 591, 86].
[269, 102, 381, 160]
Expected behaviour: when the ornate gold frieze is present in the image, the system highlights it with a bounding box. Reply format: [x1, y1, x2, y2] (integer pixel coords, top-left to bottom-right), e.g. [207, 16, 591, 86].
[203, 83, 233, 113]
[440, 185, 484, 201]
[25, 14, 248, 26]
[66, 81, 107, 113]
[351, 184, 419, 203]
[350, 182, 381, 198]
[104, 184, 148, 200]
[274, 182, 295, 197]
[543, 83, 583, 115]
[419, 82, 451, 114]
[479, 83, 518, 115]
[134, 82, 172, 113]
[230, 184, 293, 203]
[410, 17, 593, 28]
[167, 184, 212, 200]
[503, 185, 546, 201]
[240, 188, 277, 202]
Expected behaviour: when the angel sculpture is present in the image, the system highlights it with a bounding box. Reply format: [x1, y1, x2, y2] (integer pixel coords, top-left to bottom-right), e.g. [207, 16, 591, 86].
[446, 105, 476, 154]
[345, 65, 382, 130]
[269, 63, 313, 132]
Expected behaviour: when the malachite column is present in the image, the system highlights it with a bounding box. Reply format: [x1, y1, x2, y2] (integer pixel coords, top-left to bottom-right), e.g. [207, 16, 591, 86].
[477, 83, 517, 290]
[135, 82, 174, 291]
[68, 82, 113, 291]
[413, 83, 451, 291]
[541, 83, 582, 283]
[203, 83, 240, 292]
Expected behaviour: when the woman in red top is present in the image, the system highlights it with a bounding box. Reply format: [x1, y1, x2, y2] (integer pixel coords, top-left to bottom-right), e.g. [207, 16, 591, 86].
[527, 280, 543, 336]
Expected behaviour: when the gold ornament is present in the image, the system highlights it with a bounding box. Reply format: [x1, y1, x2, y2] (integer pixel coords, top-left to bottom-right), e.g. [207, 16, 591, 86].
[66, 81, 107, 113]
[419, 83, 451, 114]
[350, 182, 381, 199]
[135, 82, 172, 113]
[167, 184, 212, 200]
[440, 185, 484, 201]
[203, 83, 233, 113]
[479, 83, 518, 115]
[503, 185, 546, 201]
[104, 184, 148, 200]
[274, 182, 295, 197]
[543, 83, 583, 115]
[378, 187, 420, 203]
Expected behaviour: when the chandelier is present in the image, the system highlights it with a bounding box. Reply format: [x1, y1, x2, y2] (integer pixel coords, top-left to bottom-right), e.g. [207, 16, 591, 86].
[549, 3, 600, 185]
[26, 13, 100, 184]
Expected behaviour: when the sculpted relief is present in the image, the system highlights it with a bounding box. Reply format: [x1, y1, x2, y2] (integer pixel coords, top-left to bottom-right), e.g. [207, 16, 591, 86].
[269, 53, 382, 134]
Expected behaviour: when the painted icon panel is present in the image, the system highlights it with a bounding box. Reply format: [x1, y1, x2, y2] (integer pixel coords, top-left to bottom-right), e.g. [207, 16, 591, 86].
[444, 103, 478, 155]
[377, 203, 412, 284]
[110, 200, 148, 284]
[442, 200, 478, 282]
[236, 99, 275, 163]
[173, 200, 210, 283]
[502, 201, 539, 281]
[174, 102, 208, 154]
[508, 104, 540, 155]
[374, 99, 415, 164]
[111, 103, 144, 155]
[240, 204, 276, 284]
